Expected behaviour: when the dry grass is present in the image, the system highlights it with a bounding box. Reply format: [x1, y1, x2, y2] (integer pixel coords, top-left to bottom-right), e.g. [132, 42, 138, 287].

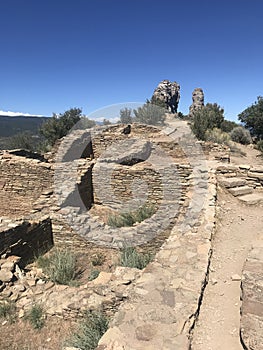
[0, 317, 77, 350]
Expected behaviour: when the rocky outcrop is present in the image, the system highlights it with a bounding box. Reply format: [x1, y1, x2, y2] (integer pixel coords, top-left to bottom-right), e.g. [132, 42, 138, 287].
[189, 88, 204, 117]
[152, 80, 180, 113]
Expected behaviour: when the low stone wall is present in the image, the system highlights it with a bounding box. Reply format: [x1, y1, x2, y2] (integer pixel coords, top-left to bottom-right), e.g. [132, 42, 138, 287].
[216, 164, 263, 188]
[93, 162, 189, 210]
[0, 216, 53, 266]
[0, 151, 52, 199]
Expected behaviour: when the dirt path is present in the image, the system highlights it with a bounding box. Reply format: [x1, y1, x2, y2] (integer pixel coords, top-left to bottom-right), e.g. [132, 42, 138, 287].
[191, 185, 263, 350]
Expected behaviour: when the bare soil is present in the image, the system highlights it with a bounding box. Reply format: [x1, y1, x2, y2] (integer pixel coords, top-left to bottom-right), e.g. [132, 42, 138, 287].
[0, 317, 77, 350]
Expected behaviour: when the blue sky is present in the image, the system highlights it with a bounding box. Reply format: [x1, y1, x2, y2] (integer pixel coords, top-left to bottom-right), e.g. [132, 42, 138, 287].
[0, 0, 262, 121]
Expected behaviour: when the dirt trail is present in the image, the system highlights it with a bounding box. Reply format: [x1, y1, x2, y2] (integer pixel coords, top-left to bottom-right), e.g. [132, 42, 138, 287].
[192, 188, 262, 349]
[192, 145, 263, 350]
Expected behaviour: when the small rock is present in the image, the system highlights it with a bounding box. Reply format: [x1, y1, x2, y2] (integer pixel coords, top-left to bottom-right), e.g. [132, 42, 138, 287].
[36, 279, 45, 285]
[44, 281, 55, 290]
[0, 261, 15, 272]
[211, 278, 218, 285]
[9, 292, 19, 302]
[135, 324, 156, 341]
[231, 274, 241, 281]
[14, 284, 26, 292]
[18, 309, 25, 318]
[26, 279, 36, 287]
[0, 270, 13, 283]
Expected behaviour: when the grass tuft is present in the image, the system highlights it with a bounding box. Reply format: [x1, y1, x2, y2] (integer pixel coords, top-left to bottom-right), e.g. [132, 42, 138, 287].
[0, 300, 17, 323]
[88, 270, 100, 281]
[120, 246, 153, 270]
[37, 248, 77, 285]
[25, 303, 45, 330]
[68, 310, 108, 350]
[91, 253, 105, 266]
[107, 204, 155, 228]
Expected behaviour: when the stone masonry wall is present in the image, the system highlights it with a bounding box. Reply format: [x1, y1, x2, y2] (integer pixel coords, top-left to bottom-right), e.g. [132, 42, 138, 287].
[0, 152, 52, 199]
[0, 216, 53, 266]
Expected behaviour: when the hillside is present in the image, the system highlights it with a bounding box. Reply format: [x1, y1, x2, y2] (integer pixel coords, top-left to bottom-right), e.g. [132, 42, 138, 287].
[0, 115, 49, 149]
[0, 115, 48, 137]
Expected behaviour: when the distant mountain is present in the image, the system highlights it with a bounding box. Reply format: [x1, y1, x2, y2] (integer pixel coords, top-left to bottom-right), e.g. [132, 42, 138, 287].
[0, 115, 49, 137]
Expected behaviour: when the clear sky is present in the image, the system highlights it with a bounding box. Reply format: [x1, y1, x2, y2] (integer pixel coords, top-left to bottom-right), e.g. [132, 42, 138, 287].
[0, 0, 262, 121]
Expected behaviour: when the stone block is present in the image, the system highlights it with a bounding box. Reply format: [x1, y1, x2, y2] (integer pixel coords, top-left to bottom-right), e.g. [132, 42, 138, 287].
[248, 171, 263, 180]
[228, 186, 253, 196]
[219, 177, 247, 188]
[239, 193, 263, 205]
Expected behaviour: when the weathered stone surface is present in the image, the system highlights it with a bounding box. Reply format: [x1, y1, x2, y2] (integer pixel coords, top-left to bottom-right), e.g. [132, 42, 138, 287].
[98, 138, 152, 165]
[228, 186, 253, 196]
[189, 88, 204, 117]
[152, 79, 180, 113]
[219, 177, 247, 188]
[248, 171, 263, 180]
[239, 193, 263, 205]
[240, 246, 263, 350]
[250, 166, 263, 173]
[239, 164, 251, 170]
[0, 269, 13, 283]
[216, 165, 238, 173]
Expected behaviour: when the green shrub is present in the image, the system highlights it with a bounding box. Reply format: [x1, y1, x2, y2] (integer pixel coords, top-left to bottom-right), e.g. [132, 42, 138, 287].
[238, 96, 263, 139]
[120, 246, 153, 270]
[230, 126, 252, 145]
[119, 108, 133, 124]
[107, 205, 155, 228]
[37, 248, 77, 285]
[88, 270, 100, 281]
[25, 304, 45, 329]
[0, 300, 17, 323]
[7, 131, 39, 152]
[205, 128, 231, 144]
[191, 103, 225, 140]
[220, 119, 239, 132]
[133, 102, 165, 125]
[68, 310, 108, 350]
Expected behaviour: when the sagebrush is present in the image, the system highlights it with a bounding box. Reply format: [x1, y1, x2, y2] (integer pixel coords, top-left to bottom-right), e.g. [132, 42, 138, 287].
[25, 303, 45, 329]
[120, 246, 153, 269]
[37, 248, 77, 285]
[230, 126, 252, 145]
[68, 310, 108, 350]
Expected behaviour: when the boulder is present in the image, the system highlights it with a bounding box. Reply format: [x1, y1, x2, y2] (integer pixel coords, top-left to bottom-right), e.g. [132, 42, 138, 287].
[151, 80, 180, 113]
[189, 88, 204, 117]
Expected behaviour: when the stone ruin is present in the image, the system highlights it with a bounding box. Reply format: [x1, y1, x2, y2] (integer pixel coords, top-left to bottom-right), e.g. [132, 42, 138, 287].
[189, 87, 205, 117]
[151, 79, 180, 113]
[0, 119, 262, 349]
